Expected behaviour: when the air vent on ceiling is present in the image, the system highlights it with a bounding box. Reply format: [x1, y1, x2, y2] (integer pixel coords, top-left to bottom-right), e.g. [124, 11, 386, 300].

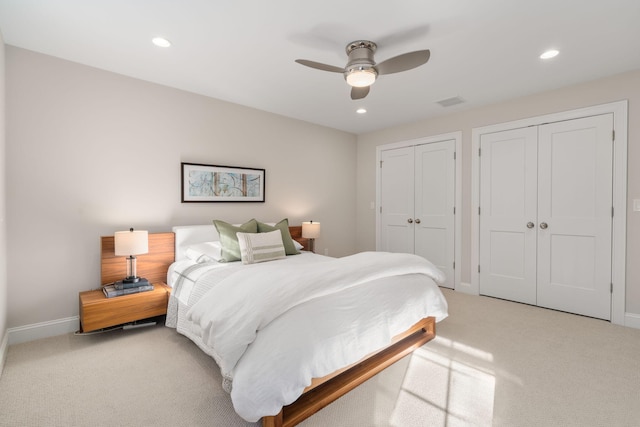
[436, 96, 465, 107]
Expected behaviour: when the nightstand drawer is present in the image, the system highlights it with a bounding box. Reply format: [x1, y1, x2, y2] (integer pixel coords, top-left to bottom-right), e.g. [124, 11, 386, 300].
[79, 283, 170, 332]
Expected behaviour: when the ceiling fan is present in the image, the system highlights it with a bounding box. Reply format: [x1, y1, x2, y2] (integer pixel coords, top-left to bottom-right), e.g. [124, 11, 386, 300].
[295, 40, 430, 100]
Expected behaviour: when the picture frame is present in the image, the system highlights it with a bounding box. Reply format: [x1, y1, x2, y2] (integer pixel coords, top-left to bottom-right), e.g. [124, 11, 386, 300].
[181, 162, 265, 202]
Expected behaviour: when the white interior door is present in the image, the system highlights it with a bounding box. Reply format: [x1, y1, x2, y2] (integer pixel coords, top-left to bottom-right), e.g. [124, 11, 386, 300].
[479, 127, 538, 304]
[380, 147, 415, 253]
[536, 114, 613, 320]
[414, 141, 456, 288]
[479, 114, 613, 319]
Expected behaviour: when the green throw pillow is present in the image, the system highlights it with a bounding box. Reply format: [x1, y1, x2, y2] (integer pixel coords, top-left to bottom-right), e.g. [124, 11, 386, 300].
[213, 219, 258, 262]
[257, 218, 300, 255]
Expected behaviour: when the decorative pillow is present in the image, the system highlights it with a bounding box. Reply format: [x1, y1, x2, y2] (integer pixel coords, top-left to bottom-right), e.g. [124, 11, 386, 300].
[236, 230, 286, 265]
[293, 240, 304, 250]
[213, 219, 258, 262]
[184, 241, 223, 263]
[257, 218, 300, 255]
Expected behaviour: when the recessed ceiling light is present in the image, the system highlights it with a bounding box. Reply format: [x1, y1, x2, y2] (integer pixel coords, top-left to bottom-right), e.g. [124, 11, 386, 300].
[356, 108, 367, 114]
[152, 37, 172, 47]
[540, 49, 559, 59]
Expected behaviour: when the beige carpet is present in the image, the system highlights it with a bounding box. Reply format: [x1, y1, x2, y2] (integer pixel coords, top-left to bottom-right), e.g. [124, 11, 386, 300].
[1, 288, 640, 427]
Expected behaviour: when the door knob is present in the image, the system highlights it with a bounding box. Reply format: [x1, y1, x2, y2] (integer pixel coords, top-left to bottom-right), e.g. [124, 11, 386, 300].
[540, 222, 548, 229]
[415, 218, 421, 224]
[527, 222, 535, 229]
[407, 218, 413, 224]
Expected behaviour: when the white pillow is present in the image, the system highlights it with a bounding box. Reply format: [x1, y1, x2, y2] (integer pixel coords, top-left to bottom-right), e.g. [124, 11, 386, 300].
[293, 240, 304, 251]
[236, 230, 286, 265]
[184, 241, 223, 263]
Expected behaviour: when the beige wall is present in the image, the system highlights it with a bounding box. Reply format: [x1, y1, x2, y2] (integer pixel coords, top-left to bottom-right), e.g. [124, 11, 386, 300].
[357, 69, 640, 316]
[5, 46, 357, 328]
[6, 42, 640, 331]
[0, 33, 7, 351]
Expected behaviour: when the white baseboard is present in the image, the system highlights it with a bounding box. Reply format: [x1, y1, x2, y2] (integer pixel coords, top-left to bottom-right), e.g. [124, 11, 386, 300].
[624, 312, 640, 330]
[0, 329, 8, 377]
[7, 316, 79, 345]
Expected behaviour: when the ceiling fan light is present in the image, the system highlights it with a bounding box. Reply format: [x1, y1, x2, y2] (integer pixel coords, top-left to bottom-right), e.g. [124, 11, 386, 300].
[345, 68, 377, 87]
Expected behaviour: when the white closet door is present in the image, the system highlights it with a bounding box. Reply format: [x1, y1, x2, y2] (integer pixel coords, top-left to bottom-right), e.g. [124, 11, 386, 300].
[537, 114, 613, 320]
[380, 147, 415, 253]
[479, 127, 538, 304]
[414, 141, 455, 288]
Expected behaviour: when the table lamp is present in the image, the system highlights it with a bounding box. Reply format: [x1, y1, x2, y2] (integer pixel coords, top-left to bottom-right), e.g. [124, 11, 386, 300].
[114, 228, 148, 283]
[301, 221, 321, 253]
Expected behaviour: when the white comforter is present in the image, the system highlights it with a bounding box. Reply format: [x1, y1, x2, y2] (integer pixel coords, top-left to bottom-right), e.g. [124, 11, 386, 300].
[183, 251, 448, 422]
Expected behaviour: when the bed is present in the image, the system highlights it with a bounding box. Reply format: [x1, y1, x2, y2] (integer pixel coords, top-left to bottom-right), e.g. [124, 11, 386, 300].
[164, 220, 448, 426]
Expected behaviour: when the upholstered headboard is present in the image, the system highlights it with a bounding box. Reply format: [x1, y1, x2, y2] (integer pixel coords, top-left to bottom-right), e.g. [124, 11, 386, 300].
[172, 225, 219, 260]
[172, 224, 308, 261]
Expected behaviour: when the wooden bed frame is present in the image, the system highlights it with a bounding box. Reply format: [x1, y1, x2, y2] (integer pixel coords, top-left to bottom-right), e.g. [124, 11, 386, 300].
[111, 226, 437, 427]
[262, 316, 436, 427]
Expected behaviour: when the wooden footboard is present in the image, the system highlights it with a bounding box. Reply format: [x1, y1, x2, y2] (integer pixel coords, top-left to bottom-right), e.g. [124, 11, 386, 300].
[262, 316, 436, 427]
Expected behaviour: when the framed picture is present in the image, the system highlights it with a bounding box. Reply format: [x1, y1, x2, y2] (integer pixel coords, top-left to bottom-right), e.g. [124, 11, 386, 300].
[181, 162, 265, 202]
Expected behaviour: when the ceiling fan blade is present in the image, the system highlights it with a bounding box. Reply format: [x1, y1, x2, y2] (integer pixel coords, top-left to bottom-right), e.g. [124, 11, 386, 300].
[295, 59, 344, 73]
[351, 86, 370, 100]
[376, 25, 430, 49]
[375, 50, 430, 75]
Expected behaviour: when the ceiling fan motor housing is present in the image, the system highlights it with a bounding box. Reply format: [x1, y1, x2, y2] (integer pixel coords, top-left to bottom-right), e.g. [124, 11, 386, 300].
[344, 40, 378, 86]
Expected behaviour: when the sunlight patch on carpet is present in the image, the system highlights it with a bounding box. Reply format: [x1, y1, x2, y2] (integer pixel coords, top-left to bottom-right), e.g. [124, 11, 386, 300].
[389, 340, 496, 426]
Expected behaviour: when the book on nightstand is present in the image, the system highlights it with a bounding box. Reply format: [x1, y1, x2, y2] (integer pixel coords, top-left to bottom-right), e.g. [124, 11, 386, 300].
[113, 278, 150, 290]
[103, 283, 154, 298]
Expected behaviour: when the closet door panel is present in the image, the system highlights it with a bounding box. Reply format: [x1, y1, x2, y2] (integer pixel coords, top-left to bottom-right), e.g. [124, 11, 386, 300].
[380, 147, 415, 253]
[479, 128, 538, 304]
[537, 114, 613, 320]
[415, 140, 455, 288]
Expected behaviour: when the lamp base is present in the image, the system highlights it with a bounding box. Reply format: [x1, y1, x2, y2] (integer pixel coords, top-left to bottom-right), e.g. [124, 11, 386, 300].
[122, 276, 140, 284]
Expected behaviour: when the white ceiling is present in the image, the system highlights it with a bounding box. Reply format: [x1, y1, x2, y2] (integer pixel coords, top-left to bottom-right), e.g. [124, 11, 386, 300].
[1, 0, 639, 134]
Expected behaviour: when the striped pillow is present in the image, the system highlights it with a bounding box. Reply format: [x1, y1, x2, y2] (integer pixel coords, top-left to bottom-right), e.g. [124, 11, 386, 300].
[236, 230, 286, 265]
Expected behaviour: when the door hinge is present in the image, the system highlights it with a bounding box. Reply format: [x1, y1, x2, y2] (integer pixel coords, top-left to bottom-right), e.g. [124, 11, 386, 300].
[612, 130, 615, 142]
[454, 152, 457, 160]
[453, 206, 456, 215]
[478, 147, 482, 156]
[478, 206, 481, 215]
[380, 206, 382, 214]
[478, 265, 481, 273]
[611, 283, 613, 293]
[612, 206, 614, 217]
[380, 160, 383, 168]
[453, 261, 455, 270]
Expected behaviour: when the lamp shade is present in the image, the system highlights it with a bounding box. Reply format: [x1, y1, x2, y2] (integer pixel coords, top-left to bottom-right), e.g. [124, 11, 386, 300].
[114, 229, 148, 256]
[302, 221, 321, 239]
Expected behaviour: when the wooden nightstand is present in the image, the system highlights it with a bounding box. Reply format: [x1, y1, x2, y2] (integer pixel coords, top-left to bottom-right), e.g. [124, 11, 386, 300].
[79, 283, 171, 332]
